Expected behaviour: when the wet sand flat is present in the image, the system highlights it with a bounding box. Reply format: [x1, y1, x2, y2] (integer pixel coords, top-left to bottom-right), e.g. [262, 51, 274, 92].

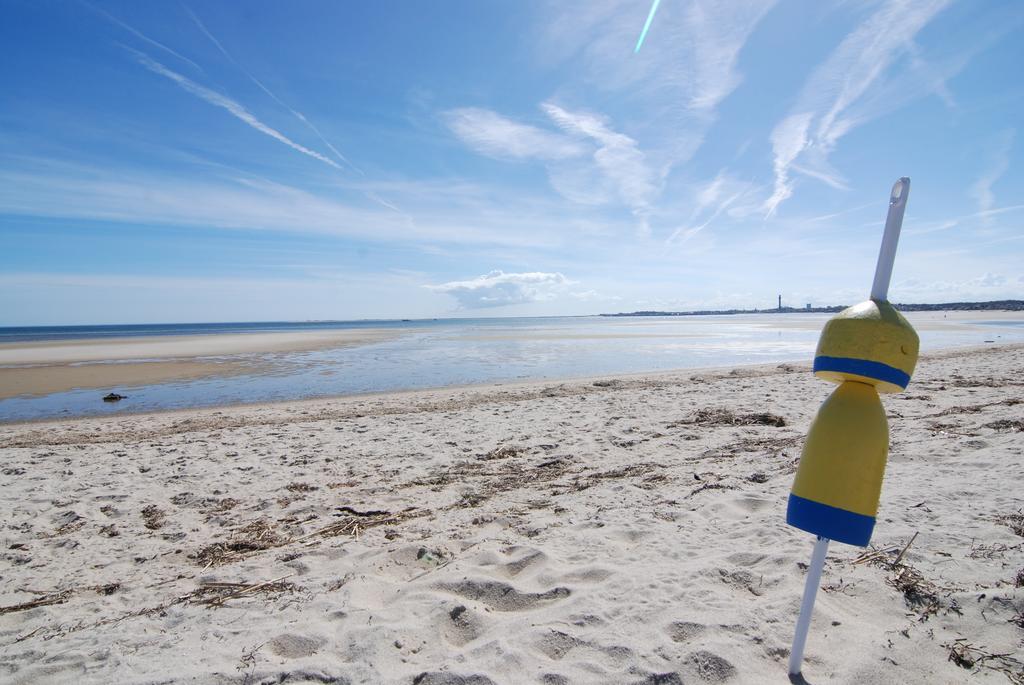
[0, 359, 263, 400]
[1, 344, 1021, 683]
[0, 329, 402, 399]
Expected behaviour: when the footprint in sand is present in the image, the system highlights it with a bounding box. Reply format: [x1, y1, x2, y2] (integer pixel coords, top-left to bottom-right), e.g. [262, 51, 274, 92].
[685, 650, 737, 682]
[608, 527, 649, 543]
[540, 674, 570, 685]
[724, 551, 766, 567]
[500, 547, 546, 577]
[266, 633, 325, 659]
[715, 567, 780, 596]
[633, 674, 683, 685]
[475, 545, 548, 578]
[729, 495, 773, 514]
[436, 579, 570, 611]
[666, 621, 706, 643]
[375, 544, 452, 582]
[558, 566, 614, 583]
[536, 630, 585, 660]
[440, 604, 484, 646]
[536, 629, 635, 665]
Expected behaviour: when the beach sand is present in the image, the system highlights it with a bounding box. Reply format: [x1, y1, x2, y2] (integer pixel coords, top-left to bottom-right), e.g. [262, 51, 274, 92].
[1, 344, 1022, 684]
[0, 329, 401, 399]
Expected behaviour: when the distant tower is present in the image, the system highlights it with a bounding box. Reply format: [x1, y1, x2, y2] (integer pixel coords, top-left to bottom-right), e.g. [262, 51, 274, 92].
[778, 294, 782, 311]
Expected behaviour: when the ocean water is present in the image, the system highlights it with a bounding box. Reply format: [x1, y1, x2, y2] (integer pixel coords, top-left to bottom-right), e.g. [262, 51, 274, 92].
[0, 318, 457, 343]
[1, 314, 1021, 422]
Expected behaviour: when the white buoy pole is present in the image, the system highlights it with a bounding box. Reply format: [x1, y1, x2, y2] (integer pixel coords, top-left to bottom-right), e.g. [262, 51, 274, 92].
[788, 535, 830, 677]
[870, 177, 911, 302]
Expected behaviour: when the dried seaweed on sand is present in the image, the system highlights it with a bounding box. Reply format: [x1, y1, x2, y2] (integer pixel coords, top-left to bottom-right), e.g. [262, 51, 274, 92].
[194, 574, 296, 606]
[945, 640, 1024, 684]
[995, 509, 1024, 537]
[0, 590, 73, 615]
[192, 506, 423, 568]
[193, 519, 288, 567]
[675, 408, 787, 428]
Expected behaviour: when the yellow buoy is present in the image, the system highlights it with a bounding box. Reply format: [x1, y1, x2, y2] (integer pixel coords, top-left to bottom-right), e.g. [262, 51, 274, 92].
[787, 380, 889, 545]
[813, 299, 919, 393]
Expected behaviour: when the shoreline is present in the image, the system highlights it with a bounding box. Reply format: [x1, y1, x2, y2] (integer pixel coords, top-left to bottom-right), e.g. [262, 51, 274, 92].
[3, 340, 1020, 435]
[1, 355, 804, 429]
[1, 343, 1021, 682]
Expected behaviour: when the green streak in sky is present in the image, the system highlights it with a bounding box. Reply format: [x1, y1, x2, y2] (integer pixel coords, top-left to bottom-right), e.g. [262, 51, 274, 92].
[634, 0, 662, 53]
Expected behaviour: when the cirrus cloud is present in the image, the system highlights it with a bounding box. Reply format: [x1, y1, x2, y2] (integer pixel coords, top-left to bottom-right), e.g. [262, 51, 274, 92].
[444, 108, 586, 161]
[763, 0, 954, 216]
[446, 103, 659, 234]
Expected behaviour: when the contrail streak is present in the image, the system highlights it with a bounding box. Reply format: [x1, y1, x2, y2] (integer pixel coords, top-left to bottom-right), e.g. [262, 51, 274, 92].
[83, 1, 204, 72]
[132, 49, 342, 170]
[634, 0, 662, 53]
[183, 4, 362, 174]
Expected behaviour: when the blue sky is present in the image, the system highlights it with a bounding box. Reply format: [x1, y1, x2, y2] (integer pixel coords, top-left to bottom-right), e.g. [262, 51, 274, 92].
[1, 0, 1022, 325]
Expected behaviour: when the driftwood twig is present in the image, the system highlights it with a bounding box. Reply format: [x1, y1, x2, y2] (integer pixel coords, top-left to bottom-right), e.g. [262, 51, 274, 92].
[0, 590, 73, 615]
[201, 573, 295, 605]
[892, 531, 919, 568]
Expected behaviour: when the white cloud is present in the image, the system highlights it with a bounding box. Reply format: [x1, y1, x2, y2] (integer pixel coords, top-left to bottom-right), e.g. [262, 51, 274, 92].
[447, 2, 777, 237]
[892, 272, 1021, 300]
[0, 161, 573, 248]
[970, 129, 1014, 222]
[543, 0, 775, 114]
[679, 0, 776, 113]
[972, 272, 1006, 288]
[540, 0, 775, 165]
[764, 112, 813, 217]
[764, 0, 953, 215]
[902, 201, 1024, 237]
[543, 103, 659, 232]
[447, 103, 659, 234]
[445, 108, 585, 161]
[426, 271, 575, 308]
[667, 171, 757, 243]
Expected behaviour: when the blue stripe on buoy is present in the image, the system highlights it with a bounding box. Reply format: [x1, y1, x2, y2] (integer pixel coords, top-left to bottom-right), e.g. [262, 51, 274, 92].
[787, 493, 875, 547]
[813, 355, 910, 389]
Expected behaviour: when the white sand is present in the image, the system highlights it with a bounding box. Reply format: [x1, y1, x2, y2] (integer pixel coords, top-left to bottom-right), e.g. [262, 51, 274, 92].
[1, 345, 1022, 684]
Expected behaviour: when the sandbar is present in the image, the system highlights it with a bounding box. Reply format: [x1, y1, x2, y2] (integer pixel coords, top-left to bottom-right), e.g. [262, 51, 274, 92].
[0, 328, 401, 399]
